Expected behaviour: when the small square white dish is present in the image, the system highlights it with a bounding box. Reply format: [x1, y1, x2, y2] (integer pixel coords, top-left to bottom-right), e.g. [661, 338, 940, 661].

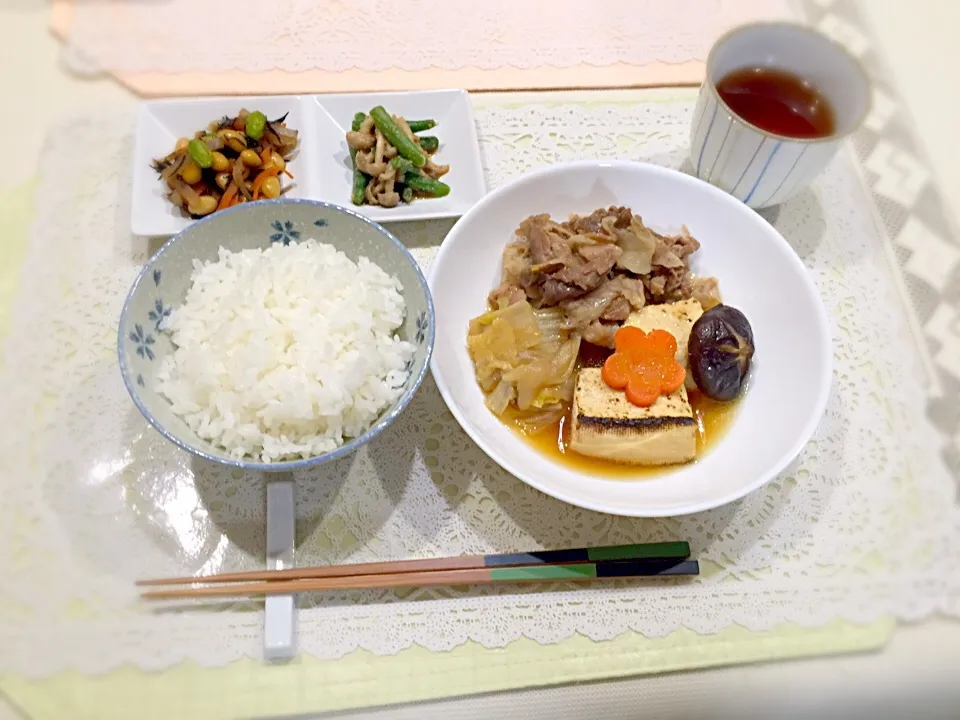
[311, 89, 486, 223]
[131, 95, 317, 237]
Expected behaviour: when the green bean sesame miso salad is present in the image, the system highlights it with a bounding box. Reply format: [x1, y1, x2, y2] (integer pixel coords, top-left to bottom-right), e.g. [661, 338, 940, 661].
[346, 107, 450, 208]
[152, 110, 299, 218]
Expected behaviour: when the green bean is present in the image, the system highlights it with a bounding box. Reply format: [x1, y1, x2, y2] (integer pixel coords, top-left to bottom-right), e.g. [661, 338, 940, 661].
[351, 166, 368, 205]
[401, 186, 414, 203]
[349, 114, 369, 204]
[407, 119, 436, 133]
[390, 156, 415, 172]
[187, 138, 213, 169]
[349, 113, 369, 203]
[403, 172, 450, 197]
[369, 106, 426, 168]
[245, 110, 267, 141]
[417, 135, 439, 153]
[350, 149, 368, 205]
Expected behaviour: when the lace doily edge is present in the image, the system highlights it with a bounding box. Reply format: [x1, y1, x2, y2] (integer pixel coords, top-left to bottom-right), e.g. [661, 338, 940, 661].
[2, 585, 956, 677]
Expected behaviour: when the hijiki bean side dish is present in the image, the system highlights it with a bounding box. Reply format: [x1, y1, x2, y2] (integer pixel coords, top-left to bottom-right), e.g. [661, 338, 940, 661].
[346, 107, 450, 208]
[468, 206, 756, 469]
[152, 109, 299, 218]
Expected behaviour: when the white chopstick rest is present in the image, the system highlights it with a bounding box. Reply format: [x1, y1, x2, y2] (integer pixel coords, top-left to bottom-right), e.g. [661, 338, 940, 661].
[264, 478, 297, 661]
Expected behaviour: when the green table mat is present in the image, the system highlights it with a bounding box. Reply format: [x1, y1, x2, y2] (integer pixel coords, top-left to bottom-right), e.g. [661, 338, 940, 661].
[1, 623, 891, 720]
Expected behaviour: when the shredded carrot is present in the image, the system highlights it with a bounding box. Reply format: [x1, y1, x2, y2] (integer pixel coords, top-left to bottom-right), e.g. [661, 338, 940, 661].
[601, 327, 685, 407]
[217, 182, 238, 210]
[283, 168, 294, 179]
[260, 147, 272, 166]
[251, 168, 280, 200]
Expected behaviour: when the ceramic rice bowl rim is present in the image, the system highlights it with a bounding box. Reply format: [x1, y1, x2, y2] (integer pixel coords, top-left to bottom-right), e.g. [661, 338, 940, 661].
[428, 159, 832, 516]
[117, 198, 435, 472]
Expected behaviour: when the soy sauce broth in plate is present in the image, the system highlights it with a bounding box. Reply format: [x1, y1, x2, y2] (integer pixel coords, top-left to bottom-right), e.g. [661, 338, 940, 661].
[716, 67, 835, 139]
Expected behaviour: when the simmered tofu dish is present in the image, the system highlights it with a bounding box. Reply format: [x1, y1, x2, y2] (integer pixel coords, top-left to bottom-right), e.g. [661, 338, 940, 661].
[467, 207, 756, 475]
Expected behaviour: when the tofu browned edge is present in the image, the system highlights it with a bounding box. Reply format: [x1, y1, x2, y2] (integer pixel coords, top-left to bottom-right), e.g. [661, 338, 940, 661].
[570, 370, 696, 466]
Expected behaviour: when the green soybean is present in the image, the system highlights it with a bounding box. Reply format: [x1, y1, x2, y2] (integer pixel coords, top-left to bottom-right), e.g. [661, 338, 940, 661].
[244, 110, 267, 141]
[187, 138, 213, 169]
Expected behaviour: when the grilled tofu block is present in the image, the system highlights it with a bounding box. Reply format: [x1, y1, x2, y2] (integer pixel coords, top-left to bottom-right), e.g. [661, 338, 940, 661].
[625, 298, 703, 390]
[569, 299, 703, 466]
[569, 368, 696, 466]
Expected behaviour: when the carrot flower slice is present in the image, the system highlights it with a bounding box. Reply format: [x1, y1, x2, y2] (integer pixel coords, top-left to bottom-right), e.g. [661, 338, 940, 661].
[602, 326, 686, 407]
[600, 352, 631, 389]
[614, 325, 647, 354]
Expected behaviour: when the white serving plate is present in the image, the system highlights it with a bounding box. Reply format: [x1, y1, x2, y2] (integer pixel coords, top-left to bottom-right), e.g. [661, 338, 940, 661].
[131, 90, 485, 236]
[429, 160, 832, 517]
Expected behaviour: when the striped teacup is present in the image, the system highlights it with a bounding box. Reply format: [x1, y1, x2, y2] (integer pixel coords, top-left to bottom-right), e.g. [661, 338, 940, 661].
[690, 23, 870, 209]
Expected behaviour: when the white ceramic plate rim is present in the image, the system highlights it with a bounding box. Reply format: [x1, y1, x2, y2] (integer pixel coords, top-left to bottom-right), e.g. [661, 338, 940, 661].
[428, 159, 832, 517]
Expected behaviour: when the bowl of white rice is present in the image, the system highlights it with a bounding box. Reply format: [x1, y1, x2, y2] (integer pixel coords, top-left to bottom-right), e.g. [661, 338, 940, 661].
[118, 199, 434, 471]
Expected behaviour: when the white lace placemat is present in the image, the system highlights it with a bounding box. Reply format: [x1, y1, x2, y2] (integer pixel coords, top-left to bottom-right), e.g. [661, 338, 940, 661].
[0, 95, 957, 678]
[59, 0, 789, 76]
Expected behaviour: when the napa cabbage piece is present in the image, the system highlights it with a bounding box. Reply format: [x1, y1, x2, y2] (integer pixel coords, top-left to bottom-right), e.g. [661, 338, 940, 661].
[467, 300, 580, 424]
[615, 216, 657, 275]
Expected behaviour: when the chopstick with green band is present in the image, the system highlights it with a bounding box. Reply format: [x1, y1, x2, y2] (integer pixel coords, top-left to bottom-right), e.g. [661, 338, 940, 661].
[483, 542, 690, 567]
[142, 557, 699, 599]
[139, 541, 691, 587]
[490, 559, 699, 582]
[481, 541, 689, 567]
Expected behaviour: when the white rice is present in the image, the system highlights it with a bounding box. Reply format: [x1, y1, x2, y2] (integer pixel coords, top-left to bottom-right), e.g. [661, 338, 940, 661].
[155, 239, 416, 462]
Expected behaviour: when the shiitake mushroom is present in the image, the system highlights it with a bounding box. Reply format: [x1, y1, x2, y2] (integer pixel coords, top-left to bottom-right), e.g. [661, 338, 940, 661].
[688, 305, 755, 401]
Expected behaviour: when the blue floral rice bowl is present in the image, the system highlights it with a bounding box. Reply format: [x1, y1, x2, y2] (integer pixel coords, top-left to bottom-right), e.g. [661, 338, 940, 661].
[118, 199, 434, 472]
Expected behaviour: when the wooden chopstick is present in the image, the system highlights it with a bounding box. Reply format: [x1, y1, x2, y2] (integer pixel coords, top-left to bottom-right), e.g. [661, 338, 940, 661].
[141, 558, 699, 599]
[137, 541, 690, 587]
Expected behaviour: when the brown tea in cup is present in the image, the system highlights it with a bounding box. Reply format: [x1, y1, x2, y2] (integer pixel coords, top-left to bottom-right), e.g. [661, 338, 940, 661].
[715, 67, 835, 139]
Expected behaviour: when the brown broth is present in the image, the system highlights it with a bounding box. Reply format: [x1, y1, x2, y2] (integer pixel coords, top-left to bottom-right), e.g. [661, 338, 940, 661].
[716, 67, 835, 139]
[512, 391, 738, 480]
[508, 342, 740, 480]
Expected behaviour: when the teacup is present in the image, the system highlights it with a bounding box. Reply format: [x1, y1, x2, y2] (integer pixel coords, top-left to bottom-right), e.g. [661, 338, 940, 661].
[690, 22, 870, 209]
